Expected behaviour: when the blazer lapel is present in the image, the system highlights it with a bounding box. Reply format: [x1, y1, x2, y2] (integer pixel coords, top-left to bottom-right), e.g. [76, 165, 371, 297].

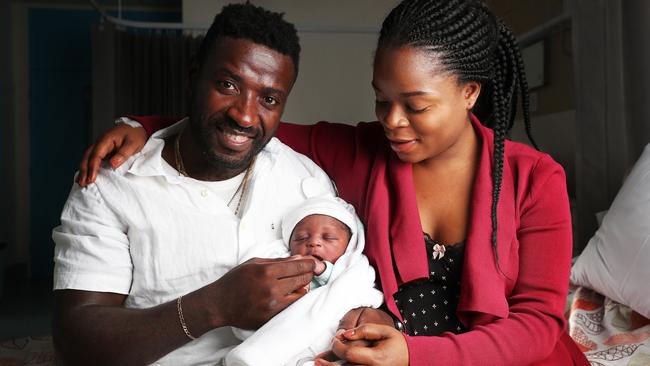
[457, 117, 516, 327]
[388, 153, 430, 285]
[363, 145, 429, 318]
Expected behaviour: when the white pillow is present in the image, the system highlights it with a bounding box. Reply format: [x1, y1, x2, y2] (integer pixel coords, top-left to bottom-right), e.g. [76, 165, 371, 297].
[571, 143, 650, 318]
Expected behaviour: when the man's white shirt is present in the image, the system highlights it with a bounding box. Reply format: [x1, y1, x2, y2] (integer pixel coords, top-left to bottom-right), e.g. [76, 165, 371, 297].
[52, 119, 335, 365]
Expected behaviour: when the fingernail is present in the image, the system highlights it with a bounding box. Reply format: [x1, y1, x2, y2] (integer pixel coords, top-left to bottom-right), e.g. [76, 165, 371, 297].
[344, 329, 356, 337]
[335, 329, 345, 336]
[111, 159, 121, 169]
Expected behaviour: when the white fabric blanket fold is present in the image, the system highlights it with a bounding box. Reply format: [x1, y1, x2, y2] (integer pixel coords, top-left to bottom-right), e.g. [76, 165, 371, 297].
[225, 195, 384, 366]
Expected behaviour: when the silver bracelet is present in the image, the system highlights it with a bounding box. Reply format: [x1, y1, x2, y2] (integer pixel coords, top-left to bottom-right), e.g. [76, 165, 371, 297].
[177, 296, 197, 340]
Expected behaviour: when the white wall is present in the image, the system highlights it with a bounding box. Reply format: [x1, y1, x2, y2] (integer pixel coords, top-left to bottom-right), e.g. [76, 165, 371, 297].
[183, 0, 401, 125]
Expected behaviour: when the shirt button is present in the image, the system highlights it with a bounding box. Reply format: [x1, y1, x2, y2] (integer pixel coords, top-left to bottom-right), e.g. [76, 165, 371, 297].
[200, 189, 208, 197]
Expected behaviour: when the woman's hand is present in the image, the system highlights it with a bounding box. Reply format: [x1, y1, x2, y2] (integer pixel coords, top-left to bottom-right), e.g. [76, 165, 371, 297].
[78, 124, 148, 186]
[314, 324, 409, 366]
[314, 307, 407, 365]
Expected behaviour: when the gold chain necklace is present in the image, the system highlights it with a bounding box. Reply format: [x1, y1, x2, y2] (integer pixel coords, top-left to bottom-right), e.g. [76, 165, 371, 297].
[174, 129, 255, 216]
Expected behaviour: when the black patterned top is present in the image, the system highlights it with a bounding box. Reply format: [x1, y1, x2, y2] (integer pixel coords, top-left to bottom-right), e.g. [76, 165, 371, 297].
[393, 233, 467, 336]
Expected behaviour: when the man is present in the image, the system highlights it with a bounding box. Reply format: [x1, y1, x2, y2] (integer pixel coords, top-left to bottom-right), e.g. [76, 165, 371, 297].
[52, 3, 334, 365]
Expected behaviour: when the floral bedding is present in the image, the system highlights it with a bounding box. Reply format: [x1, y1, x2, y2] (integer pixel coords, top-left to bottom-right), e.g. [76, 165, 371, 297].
[568, 286, 650, 366]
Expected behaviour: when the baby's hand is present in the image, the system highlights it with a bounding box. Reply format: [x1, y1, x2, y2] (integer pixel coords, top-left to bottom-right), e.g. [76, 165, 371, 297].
[289, 254, 327, 276]
[288, 254, 326, 276]
[313, 259, 326, 276]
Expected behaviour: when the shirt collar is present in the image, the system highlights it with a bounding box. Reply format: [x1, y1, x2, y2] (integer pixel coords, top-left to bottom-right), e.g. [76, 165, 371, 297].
[126, 118, 186, 183]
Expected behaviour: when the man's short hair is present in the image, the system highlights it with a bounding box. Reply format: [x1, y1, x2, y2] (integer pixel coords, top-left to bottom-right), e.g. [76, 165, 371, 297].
[196, 2, 301, 78]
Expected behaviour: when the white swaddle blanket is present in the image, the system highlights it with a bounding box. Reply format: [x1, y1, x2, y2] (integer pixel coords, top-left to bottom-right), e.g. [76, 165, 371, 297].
[225, 195, 384, 366]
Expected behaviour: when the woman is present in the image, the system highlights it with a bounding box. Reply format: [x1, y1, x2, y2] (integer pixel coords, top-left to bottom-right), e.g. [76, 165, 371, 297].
[78, 0, 587, 364]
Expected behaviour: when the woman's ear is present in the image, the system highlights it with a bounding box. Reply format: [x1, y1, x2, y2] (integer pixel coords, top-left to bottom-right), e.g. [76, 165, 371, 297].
[463, 81, 481, 110]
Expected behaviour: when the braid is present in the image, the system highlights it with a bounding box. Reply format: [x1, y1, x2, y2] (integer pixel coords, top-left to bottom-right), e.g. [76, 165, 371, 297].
[379, 0, 535, 275]
[498, 23, 539, 148]
[490, 40, 509, 275]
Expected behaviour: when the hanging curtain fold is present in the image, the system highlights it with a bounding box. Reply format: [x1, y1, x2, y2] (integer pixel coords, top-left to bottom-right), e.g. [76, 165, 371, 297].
[91, 23, 203, 139]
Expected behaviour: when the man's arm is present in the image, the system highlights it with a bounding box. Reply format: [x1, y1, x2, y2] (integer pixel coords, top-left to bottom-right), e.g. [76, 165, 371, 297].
[53, 176, 315, 365]
[54, 257, 315, 366]
[53, 290, 185, 366]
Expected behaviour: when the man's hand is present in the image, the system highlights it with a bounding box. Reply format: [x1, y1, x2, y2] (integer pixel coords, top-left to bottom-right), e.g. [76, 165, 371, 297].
[52, 256, 316, 365]
[205, 256, 316, 329]
[78, 124, 148, 187]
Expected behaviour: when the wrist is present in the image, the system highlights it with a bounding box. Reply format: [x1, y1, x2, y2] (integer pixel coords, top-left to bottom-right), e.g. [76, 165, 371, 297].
[176, 296, 197, 340]
[182, 289, 223, 333]
[205, 297, 227, 330]
[378, 305, 405, 332]
[392, 316, 405, 333]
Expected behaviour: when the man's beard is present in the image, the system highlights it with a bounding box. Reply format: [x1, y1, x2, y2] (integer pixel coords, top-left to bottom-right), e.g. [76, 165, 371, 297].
[189, 112, 269, 171]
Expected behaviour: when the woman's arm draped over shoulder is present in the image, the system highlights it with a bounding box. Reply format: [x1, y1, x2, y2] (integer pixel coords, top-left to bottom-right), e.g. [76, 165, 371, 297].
[77, 115, 176, 186]
[133, 118, 364, 185]
[133, 115, 179, 136]
[405, 156, 574, 366]
[79, 117, 363, 187]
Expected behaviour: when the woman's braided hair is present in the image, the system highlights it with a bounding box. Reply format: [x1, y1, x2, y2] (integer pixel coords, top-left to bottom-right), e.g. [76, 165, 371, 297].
[378, 0, 538, 273]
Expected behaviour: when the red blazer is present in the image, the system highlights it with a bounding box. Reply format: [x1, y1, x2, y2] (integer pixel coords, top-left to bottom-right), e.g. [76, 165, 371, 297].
[137, 115, 588, 365]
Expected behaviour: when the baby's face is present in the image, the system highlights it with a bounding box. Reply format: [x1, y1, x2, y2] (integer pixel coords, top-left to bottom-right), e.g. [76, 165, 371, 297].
[289, 214, 351, 263]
